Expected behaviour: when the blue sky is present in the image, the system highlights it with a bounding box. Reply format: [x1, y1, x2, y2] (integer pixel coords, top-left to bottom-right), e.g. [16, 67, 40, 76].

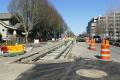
[49, 0, 120, 35]
[0, 0, 11, 12]
[0, 0, 120, 35]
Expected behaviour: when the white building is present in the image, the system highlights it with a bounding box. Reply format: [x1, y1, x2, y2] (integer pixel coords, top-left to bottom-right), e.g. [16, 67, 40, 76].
[0, 13, 21, 40]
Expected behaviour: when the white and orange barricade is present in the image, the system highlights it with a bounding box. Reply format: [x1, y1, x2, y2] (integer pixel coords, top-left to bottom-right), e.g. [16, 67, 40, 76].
[88, 38, 96, 51]
[90, 39, 96, 51]
[85, 37, 89, 43]
[88, 39, 91, 49]
[100, 40, 110, 60]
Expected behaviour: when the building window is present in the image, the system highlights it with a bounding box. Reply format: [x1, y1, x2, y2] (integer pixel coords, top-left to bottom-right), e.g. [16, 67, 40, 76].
[2, 29, 5, 31]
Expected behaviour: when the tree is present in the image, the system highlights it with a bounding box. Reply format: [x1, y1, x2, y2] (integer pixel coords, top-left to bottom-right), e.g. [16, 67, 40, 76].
[8, 0, 48, 44]
[0, 33, 2, 41]
[8, 0, 72, 42]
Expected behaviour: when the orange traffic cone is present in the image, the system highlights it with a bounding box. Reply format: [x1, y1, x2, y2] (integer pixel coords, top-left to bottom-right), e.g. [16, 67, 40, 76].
[100, 39, 110, 60]
[88, 39, 91, 49]
[90, 39, 96, 51]
[85, 37, 89, 43]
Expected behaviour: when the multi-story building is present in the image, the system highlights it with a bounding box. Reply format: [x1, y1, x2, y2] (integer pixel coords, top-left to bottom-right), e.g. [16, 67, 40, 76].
[96, 11, 120, 40]
[87, 10, 120, 40]
[87, 17, 98, 38]
[96, 16, 107, 39]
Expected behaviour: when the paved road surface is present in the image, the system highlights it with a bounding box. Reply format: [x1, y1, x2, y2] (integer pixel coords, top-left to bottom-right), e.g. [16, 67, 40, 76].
[0, 42, 120, 80]
[15, 42, 120, 80]
[15, 58, 120, 80]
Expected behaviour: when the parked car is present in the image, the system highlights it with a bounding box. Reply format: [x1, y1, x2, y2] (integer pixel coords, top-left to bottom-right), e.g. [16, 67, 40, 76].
[109, 40, 114, 45]
[113, 40, 120, 47]
[76, 37, 85, 42]
[93, 36, 101, 43]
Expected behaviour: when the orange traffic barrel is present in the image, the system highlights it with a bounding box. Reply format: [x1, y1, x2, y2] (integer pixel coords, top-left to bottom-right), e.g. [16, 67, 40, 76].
[90, 39, 96, 51]
[85, 37, 89, 43]
[88, 39, 91, 49]
[100, 40, 110, 60]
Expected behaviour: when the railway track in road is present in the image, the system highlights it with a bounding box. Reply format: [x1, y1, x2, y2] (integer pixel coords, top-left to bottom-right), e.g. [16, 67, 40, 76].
[16, 41, 73, 64]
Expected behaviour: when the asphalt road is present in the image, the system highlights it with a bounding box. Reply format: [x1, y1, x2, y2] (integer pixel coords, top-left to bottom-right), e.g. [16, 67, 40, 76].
[14, 42, 120, 80]
[15, 58, 120, 80]
[0, 42, 120, 80]
[96, 43, 120, 63]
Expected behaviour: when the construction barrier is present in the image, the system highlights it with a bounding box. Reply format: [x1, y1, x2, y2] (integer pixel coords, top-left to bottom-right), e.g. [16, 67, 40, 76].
[85, 37, 89, 43]
[100, 40, 110, 60]
[0, 44, 25, 56]
[7, 44, 25, 54]
[88, 38, 96, 51]
[90, 39, 96, 51]
[88, 39, 91, 49]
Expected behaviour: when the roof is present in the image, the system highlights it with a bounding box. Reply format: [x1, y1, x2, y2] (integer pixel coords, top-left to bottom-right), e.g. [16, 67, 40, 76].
[0, 13, 12, 20]
[0, 20, 17, 29]
[13, 23, 21, 29]
[0, 13, 21, 30]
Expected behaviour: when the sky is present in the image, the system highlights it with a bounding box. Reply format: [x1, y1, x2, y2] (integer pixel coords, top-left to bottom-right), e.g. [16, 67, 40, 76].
[0, 0, 120, 35]
[0, 0, 11, 12]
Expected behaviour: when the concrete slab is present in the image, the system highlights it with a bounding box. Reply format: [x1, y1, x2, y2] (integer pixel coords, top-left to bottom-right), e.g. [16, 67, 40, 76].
[0, 63, 34, 80]
[70, 42, 98, 59]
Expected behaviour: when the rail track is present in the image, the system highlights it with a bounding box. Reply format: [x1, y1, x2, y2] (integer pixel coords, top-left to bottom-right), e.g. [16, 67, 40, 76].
[16, 41, 73, 64]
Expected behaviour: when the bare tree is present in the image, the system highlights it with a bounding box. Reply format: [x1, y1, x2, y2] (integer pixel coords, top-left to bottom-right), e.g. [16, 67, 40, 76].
[8, 0, 48, 44]
[8, 0, 70, 43]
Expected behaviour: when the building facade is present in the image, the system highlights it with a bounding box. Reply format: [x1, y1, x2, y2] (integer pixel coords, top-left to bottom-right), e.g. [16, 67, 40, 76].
[87, 17, 98, 38]
[0, 13, 21, 41]
[87, 11, 120, 41]
[96, 11, 120, 40]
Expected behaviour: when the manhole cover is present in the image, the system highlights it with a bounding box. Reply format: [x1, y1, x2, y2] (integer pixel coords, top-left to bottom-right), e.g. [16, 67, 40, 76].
[76, 69, 108, 78]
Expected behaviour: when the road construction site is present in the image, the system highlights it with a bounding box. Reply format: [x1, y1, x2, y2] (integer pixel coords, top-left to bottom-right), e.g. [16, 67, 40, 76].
[0, 41, 120, 80]
[16, 41, 73, 64]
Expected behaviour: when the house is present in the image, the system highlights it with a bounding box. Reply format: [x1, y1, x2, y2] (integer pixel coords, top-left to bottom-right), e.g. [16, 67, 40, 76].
[0, 13, 22, 41]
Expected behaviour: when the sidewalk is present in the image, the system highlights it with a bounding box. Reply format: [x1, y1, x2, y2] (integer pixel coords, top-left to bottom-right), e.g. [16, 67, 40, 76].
[70, 42, 98, 59]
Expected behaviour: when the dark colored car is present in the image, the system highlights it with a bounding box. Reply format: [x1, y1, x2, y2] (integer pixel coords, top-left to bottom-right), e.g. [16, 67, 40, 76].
[109, 40, 114, 45]
[76, 37, 85, 42]
[93, 36, 101, 43]
[113, 40, 120, 47]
